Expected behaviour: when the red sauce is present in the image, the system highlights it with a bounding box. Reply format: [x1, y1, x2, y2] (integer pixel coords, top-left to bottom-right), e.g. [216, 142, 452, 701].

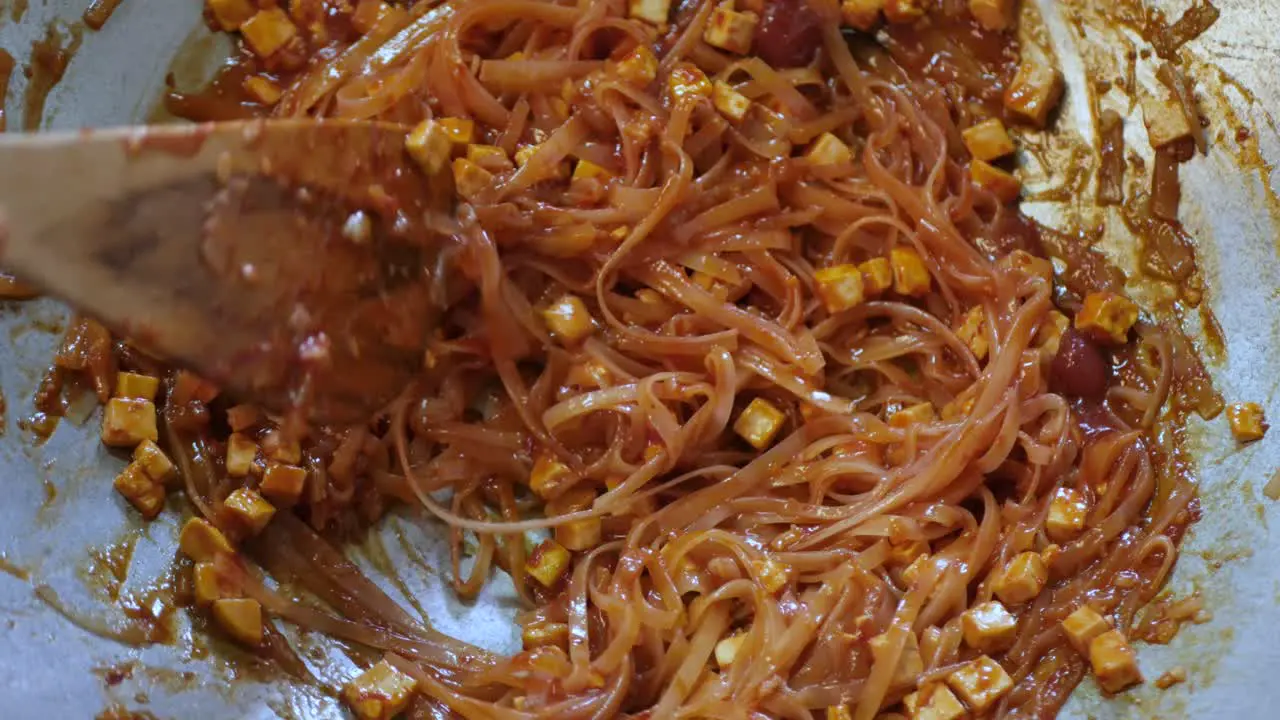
[23, 22, 84, 131]
[0, 49, 14, 132]
[164, 56, 269, 122]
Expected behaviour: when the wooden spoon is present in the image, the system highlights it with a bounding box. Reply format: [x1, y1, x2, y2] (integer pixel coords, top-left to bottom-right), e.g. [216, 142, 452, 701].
[0, 119, 453, 425]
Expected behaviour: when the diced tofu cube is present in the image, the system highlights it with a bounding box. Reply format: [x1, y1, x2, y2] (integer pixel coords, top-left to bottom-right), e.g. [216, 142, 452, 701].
[224, 487, 276, 535]
[1046, 487, 1088, 542]
[526, 539, 571, 587]
[452, 158, 493, 200]
[969, 0, 1013, 31]
[115, 371, 159, 401]
[343, 660, 419, 720]
[542, 294, 596, 344]
[1036, 310, 1070, 355]
[467, 144, 514, 173]
[1063, 605, 1111, 655]
[405, 119, 453, 175]
[212, 597, 263, 646]
[868, 628, 923, 685]
[241, 9, 298, 58]
[703, 2, 758, 55]
[903, 684, 965, 720]
[437, 118, 474, 144]
[752, 557, 792, 593]
[995, 551, 1047, 604]
[114, 462, 165, 520]
[192, 561, 227, 606]
[207, 0, 256, 31]
[133, 439, 175, 483]
[261, 462, 307, 505]
[617, 45, 658, 86]
[226, 433, 258, 478]
[172, 371, 219, 404]
[179, 518, 235, 561]
[962, 118, 1017, 161]
[826, 705, 854, 720]
[962, 600, 1018, 652]
[890, 246, 931, 296]
[1089, 629, 1143, 693]
[101, 397, 158, 447]
[629, 0, 671, 25]
[884, 0, 925, 24]
[555, 518, 602, 551]
[226, 404, 261, 432]
[859, 257, 893, 296]
[1075, 291, 1139, 345]
[1004, 60, 1064, 128]
[667, 63, 712, 107]
[888, 537, 928, 566]
[243, 76, 283, 106]
[971, 159, 1022, 203]
[1142, 86, 1193, 149]
[814, 264, 866, 313]
[946, 655, 1012, 712]
[806, 132, 853, 166]
[572, 159, 612, 181]
[999, 249, 1054, 286]
[521, 620, 569, 649]
[956, 305, 989, 361]
[734, 397, 786, 449]
[712, 80, 752, 123]
[841, 0, 885, 31]
[891, 402, 935, 428]
[715, 632, 746, 667]
[1227, 402, 1267, 442]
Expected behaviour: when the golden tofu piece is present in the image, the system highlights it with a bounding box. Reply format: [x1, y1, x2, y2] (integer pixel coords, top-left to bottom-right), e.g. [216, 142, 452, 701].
[825, 706, 854, 720]
[241, 8, 298, 58]
[616, 45, 658, 86]
[1227, 402, 1267, 442]
[101, 397, 158, 447]
[526, 539, 572, 587]
[1004, 60, 1064, 128]
[888, 537, 929, 566]
[180, 518, 235, 561]
[343, 660, 419, 720]
[667, 63, 712, 107]
[1089, 629, 1143, 693]
[437, 118, 474, 144]
[1063, 604, 1111, 655]
[712, 80, 752, 123]
[224, 487, 276, 535]
[542, 294, 596, 344]
[703, 2, 758, 55]
[555, 518, 602, 551]
[207, 0, 256, 31]
[261, 429, 302, 465]
[212, 597, 263, 646]
[405, 119, 453, 175]
[1046, 487, 1088, 542]
[628, 0, 671, 24]
[962, 118, 1016, 161]
[521, 620, 569, 650]
[114, 462, 165, 520]
[948, 655, 1013, 712]
[903, 684, 965, 720]
[995, 551, 1047, 604]
[956, 305, 989, 361]
[859, 257, 893, 296]
[890, 246, 931, 296]
[752, 557, 792, 593]
[734, 397, 786, 449]
[466, 144, 514, 173]
[841, 0, 884, 31]
[192, 561, 227, 606]
[971, 159, 1021, 203]
[1036, 310, 1070, 355]
[225, 433, 258, 478]
[115, 371, 159, 401]
[572, 159, 612, 181]
[891, 402, 935, 428]
[868, 628, 923, 686]
[1075, 291, 1139, 345]
[1142, 85, 1194, 149]
[806, 132, 854, 166]
[814, 264, 866, 314]
[260, 462, 307, 505]
[999, 249, 1054, 286]
[714, 632, 746, 667]
[225, 404, 261, 432]
[452, 158, 493, 200]
[962, 600, 1018, 652]
[243, 75, 283, 106]
[884, 0, 925, 24]
[133, 439, 175, 484]
[969, 0, 1013, 31]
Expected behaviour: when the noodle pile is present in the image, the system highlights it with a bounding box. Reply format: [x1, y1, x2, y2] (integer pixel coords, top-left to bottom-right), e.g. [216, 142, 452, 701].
[56, 0, 1220, 716]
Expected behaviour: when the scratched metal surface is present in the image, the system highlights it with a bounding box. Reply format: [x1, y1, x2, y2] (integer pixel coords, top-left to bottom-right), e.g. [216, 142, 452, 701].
[0, 0, 1278, 718]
